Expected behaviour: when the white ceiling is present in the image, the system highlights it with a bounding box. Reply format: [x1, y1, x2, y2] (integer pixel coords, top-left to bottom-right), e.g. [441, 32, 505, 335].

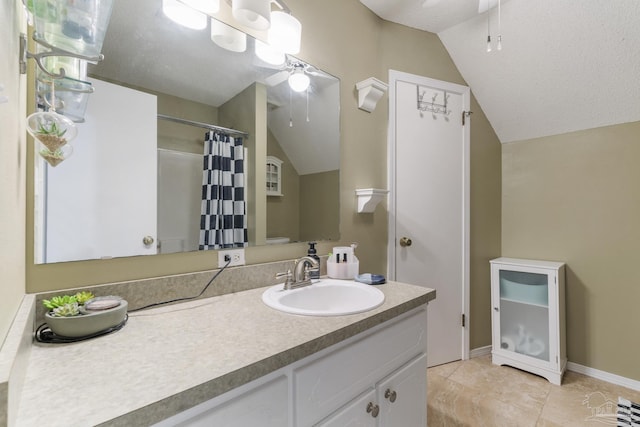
[361, 0, 640, 143]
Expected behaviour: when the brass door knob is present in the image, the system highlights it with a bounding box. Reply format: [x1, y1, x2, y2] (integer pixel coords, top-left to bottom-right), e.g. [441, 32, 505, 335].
[142, 236, 154, 246]
[399, 237, 412, 247]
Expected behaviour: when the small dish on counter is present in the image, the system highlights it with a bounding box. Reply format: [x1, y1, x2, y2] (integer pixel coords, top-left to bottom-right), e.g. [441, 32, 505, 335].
[45, 298, 128, 338]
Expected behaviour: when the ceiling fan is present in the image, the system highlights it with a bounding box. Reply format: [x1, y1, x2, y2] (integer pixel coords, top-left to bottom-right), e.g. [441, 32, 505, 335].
[263, 59, 329, 92]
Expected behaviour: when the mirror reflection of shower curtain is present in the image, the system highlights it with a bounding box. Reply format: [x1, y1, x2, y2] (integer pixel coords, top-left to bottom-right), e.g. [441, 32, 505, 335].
[199, 131, 248, 250]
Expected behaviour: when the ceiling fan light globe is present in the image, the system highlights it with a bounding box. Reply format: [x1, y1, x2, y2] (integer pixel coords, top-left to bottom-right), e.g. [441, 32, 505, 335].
[162, 0, 208, 30]
[288, 71, 310, 92]
[268, 11, 301, 54]
[232, 0, 271, 30]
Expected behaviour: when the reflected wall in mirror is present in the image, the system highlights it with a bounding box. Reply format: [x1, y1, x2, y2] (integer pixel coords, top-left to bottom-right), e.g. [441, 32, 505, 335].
[33, 0, 340, 264]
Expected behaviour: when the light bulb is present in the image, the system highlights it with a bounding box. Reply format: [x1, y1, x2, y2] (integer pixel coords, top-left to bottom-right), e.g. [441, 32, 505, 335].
[288, 69, 310, 92]
[255, 40, 285, 65]
[486, 35, 492, 53]
[497, 35, 503, 51]
[180, 0, 219, 13]
[268, 11, 301, 54]
[232, 0, 271, 31]
[211, 19, 247, 52]
[163, 0, 207, 30]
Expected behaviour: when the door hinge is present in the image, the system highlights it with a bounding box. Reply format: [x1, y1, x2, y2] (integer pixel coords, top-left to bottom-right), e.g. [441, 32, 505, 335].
[462, 313, 466, 327]
[462, 111, 473, 126]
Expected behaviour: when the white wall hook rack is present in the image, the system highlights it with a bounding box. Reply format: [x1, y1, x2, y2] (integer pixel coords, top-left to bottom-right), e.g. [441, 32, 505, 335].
[355, 77, 388, 113]
[355, 188, 389, 213]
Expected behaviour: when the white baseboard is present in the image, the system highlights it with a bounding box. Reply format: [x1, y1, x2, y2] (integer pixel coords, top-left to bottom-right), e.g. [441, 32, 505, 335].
[469, 346, 640, 392]
[567, 361, 640, 392]
[469, 345, 491, 359]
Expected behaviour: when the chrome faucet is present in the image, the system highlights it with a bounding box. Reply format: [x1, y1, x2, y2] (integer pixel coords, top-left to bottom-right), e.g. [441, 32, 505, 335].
[276, 256, 320, 290]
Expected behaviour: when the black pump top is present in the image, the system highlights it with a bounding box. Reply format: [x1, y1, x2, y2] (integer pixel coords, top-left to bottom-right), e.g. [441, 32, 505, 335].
[308, 242, 317, 255]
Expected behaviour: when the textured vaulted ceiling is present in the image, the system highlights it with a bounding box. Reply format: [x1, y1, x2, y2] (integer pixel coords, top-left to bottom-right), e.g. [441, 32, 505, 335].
[361, 0, 640, 143]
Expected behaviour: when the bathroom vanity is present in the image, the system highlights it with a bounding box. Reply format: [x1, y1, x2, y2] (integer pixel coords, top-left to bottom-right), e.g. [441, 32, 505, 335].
[11, 279, 434, 426]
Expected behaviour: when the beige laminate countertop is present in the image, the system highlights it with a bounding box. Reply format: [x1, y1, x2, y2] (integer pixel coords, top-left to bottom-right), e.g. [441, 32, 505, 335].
[15, 281, 434, 426]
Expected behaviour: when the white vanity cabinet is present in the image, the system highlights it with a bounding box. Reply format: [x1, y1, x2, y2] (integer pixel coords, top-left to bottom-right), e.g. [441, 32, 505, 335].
[490, 257, 566, 385]
[298, 307, 428, 426]
[153, 374, 288, 427]
[154, 306, 428, 427]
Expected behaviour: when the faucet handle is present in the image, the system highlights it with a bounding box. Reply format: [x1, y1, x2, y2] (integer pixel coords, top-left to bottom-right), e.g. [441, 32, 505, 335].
[276, 269, 294, 289]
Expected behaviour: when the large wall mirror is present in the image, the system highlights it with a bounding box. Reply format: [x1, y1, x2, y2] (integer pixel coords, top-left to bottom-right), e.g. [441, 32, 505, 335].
[33, 0, 340, 264]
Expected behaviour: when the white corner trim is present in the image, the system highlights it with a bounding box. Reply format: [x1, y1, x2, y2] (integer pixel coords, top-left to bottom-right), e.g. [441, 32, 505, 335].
[469, 345, 492, 359]
[567, 362, 640, 392]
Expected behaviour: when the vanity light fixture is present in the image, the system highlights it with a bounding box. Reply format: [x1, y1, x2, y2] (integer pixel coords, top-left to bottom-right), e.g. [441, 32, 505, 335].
[288, 64, 310, 92]
[211, 18, 247, 52]
[255, 39, 285, 65]
[268, 10, 301, 54]
[163, 0, 208, 30]
[232, 0, 271, 31]
[180, 0, 220, 14]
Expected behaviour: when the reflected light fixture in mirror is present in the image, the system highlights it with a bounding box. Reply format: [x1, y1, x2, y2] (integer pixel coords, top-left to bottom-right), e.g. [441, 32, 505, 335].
[268, 11, 301, 54]
[181, 0, 220, 13]
[255, 39, 285, 65]
[211, 18, 247, 52]
[232, 0, 271, 30]
[162, 0, 208, 30]
[288, 65, 310, 92]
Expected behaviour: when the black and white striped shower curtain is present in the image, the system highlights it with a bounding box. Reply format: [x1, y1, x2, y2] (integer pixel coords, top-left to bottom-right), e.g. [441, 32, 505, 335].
[199, 131, 248, 250]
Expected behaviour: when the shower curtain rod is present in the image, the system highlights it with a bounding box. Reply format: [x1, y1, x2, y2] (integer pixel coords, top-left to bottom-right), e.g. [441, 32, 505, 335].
[157, 114, 249, 138]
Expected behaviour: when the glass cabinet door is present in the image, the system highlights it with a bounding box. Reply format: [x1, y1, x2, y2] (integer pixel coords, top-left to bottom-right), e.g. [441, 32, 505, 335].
[498, 269, 550, 362]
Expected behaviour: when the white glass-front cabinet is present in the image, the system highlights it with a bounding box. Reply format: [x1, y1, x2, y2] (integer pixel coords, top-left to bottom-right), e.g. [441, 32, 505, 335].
[266, 156, 283, 196]
[490, 258, 566, 385]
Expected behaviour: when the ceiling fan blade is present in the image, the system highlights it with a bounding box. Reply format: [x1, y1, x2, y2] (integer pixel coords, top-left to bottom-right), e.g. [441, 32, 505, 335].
[264, 70, 290, 87]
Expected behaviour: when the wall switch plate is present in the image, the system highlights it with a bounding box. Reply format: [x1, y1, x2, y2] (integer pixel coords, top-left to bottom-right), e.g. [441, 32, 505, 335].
[218, 248, 245, 268]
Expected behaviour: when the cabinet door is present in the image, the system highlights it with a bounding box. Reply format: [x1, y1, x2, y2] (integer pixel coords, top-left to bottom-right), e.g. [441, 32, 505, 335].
[315, 389, 378, 427]
[491, 263, 558, 369]
[154, 375, 288, 427]
[378, 354, 427, 427]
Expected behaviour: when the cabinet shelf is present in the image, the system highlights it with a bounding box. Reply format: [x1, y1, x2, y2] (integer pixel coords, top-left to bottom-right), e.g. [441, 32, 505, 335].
[500, 297, 548, 309]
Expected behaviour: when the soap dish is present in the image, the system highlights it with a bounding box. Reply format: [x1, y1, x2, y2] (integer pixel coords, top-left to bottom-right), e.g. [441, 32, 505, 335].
[355, 274, 386, 285]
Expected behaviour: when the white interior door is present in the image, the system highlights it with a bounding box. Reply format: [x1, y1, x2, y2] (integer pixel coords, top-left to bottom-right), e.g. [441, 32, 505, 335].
[388, 70, 470, 367]
[45, 78, 157, 262]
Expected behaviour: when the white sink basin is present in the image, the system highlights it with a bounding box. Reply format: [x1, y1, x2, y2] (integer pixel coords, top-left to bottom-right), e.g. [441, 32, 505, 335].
[262, 279, 385, 316]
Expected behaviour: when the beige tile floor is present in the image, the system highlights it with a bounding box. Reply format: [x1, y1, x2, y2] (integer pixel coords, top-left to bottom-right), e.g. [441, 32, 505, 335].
[427, 355, 640, 426]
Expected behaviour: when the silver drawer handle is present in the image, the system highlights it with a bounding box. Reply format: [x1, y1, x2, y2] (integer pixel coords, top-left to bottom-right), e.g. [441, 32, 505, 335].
[384, 388, 397, 403]
[366, 402, 379, 418]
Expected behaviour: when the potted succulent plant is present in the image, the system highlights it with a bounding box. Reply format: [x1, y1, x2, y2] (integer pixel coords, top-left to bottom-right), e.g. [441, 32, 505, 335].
[34, 121, 68, 152]
[26, 111, 78, 167]
[43, 292, 128, 338]
[38, 146, 72, 167]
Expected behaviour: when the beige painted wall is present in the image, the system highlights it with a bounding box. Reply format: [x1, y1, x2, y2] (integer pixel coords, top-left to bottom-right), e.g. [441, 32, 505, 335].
[0, 0, 27, 343]
[502, 121, 640, 380]
[22, 0, 502, 355]
[157, 92, 218, 155]
[267, 130, 300, 241]
[300, 170, 340, 242]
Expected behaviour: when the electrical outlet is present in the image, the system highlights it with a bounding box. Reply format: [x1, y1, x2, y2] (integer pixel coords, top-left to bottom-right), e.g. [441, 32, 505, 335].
[218, 248, 245, 268]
